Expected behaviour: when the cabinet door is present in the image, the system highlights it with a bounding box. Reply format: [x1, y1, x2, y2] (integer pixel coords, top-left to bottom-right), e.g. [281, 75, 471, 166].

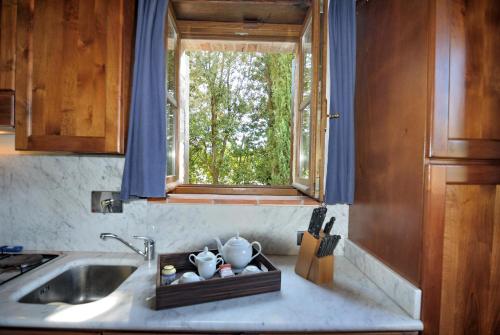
[15, 0, 134, 153]
[421, 164, 500, 335]
[0, 0, 17, 90]
[429, 0, 500, 159]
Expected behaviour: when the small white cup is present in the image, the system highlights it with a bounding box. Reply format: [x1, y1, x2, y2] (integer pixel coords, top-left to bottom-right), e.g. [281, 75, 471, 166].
[179, 271, 202, 284]
[241, 265, 262, 275]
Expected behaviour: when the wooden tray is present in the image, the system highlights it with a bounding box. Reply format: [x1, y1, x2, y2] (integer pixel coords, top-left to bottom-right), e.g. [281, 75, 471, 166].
[155, 248, 281, 309]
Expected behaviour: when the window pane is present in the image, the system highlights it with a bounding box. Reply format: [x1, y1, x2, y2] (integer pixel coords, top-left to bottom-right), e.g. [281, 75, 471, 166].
[301, 21, 312, 103]
[166, 101, 176, 176]
[187, 51, 293, 185]
[167, 18, 177, 99]
[299, 104, 311, 178]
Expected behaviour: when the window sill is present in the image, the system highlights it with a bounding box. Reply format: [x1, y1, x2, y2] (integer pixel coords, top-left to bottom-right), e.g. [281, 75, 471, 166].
[148, 194, 320, 206]
[170, 184, 302, 196]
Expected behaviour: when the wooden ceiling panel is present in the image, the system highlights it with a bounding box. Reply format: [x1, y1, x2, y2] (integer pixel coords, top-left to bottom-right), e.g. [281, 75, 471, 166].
[177, 20, 302, 42]
[171, 0, 311, 25]
[182, 38, 296, 53]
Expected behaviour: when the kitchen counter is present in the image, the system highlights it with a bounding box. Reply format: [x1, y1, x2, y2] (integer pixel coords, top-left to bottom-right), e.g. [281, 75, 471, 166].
[0, 252, 423, 333]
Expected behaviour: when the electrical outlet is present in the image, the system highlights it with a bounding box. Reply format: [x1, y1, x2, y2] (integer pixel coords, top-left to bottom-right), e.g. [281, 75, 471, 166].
[91, 191, 123, 213]
[297, 231, 305, 246]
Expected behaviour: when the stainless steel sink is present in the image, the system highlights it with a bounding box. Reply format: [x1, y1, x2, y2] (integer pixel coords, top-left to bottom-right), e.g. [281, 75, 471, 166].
[19, 265, 137, 305]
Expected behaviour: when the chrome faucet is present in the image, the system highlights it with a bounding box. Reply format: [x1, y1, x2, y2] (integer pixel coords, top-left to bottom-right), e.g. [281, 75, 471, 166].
[100, 233, 155, 261]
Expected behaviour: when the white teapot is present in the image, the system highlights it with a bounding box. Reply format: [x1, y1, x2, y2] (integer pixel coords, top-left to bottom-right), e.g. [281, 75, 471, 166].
[214, 233, 262, 271]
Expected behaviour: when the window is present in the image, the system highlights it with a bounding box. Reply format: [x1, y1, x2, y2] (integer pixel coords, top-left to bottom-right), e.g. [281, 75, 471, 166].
[187, 50, 294, 186]
[164, 0, 326, 199]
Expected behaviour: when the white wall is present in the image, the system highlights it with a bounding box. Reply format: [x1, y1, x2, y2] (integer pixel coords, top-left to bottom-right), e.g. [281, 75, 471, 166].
[0, 135, 348, 255]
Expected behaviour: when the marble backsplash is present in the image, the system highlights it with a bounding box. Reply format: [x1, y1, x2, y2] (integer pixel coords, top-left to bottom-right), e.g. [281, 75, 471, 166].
[0, 136, 348, 255]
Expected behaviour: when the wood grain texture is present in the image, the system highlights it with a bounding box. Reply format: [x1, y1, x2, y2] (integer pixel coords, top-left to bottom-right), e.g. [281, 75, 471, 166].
[295, 231, 321, 278]
[429, 0, 500, 159]
[171, 184, 301, 196]
[15, 0, 134, 153]
[182, 39, 296, 53]
[446, 164, 500, 184]
[308, 254, 333, 285]
[439, 184, 500, 335]
[349, 0, 429, 285]
[421, 165, 448, 335]
[156, 249, 281, 310]
[0, 0, 17, 90]
[448, 0, 500, 141]
[177, 20, 301, 42]
[0, 89, 14, 126]
[421, 164, 500, 335]
[171, 0, 310, 25]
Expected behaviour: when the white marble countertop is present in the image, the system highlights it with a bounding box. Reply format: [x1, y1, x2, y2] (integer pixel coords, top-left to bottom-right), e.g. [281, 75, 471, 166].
[0, 251, 423, 332]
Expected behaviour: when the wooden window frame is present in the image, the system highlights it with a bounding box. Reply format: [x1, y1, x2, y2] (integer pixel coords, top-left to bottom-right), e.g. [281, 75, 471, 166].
[165, 4, 181, 185]
[163, 1, 327, 199]
[294, 11, 313, 193]
[293, 0, 323, 199]
[171, 184, 302, 196]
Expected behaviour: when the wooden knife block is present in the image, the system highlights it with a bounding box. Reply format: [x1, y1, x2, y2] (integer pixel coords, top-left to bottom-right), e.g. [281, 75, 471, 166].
[295, 232, 334, 285]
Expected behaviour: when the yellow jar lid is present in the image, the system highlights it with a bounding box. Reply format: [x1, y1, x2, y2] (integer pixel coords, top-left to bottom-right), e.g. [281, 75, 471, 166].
[162, 265, 176, 275]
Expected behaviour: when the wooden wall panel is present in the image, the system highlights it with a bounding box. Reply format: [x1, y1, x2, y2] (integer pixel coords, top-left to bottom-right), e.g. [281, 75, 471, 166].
[0, 0, 17, 90]
[15, 0, 133, 153]
[349, 0, 429, 285]
[439, 185, 500, 335]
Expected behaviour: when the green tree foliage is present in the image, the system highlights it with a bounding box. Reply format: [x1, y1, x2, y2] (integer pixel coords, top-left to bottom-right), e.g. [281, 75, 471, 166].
[188, 51, 293, 185]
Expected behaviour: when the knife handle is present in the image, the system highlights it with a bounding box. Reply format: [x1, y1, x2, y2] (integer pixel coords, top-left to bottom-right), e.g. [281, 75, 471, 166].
[308, 207, 327, 238]
[316, 238, 325, 257]
[323, 217, 335, 235]
[330, 235, 341, 254]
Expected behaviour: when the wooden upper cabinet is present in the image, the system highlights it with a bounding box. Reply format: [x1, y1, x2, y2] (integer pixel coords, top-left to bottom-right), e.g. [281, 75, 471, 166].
[15, 0, 134, 153]
[0, 0, 17, 90]
[430, 0, 500, 160]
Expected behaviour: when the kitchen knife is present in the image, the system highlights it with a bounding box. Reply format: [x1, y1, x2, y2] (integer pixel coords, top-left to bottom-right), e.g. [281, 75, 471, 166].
[316, 235, 330, 257]
[323, 217, 335, 235]
[326, 235, 334, 256]
[308, 207, 327, 238]
[330, 235, 341, 255]
[316, 238, 326, 257]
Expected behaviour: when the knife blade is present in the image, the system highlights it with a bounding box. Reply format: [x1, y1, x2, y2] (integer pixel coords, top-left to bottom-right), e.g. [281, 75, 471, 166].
[308, 207, 327, 238]
[323, 217, 335, 235]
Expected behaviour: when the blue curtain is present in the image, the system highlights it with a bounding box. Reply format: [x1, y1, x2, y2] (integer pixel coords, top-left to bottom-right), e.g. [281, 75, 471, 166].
[325, 0, 356, 205]
[121, 0, 169, 200]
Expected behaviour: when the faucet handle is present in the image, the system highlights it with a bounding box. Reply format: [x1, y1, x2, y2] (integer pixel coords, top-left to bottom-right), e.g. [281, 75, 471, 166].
[133, 236, 155, 245]
[133, 236, 155, 261]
